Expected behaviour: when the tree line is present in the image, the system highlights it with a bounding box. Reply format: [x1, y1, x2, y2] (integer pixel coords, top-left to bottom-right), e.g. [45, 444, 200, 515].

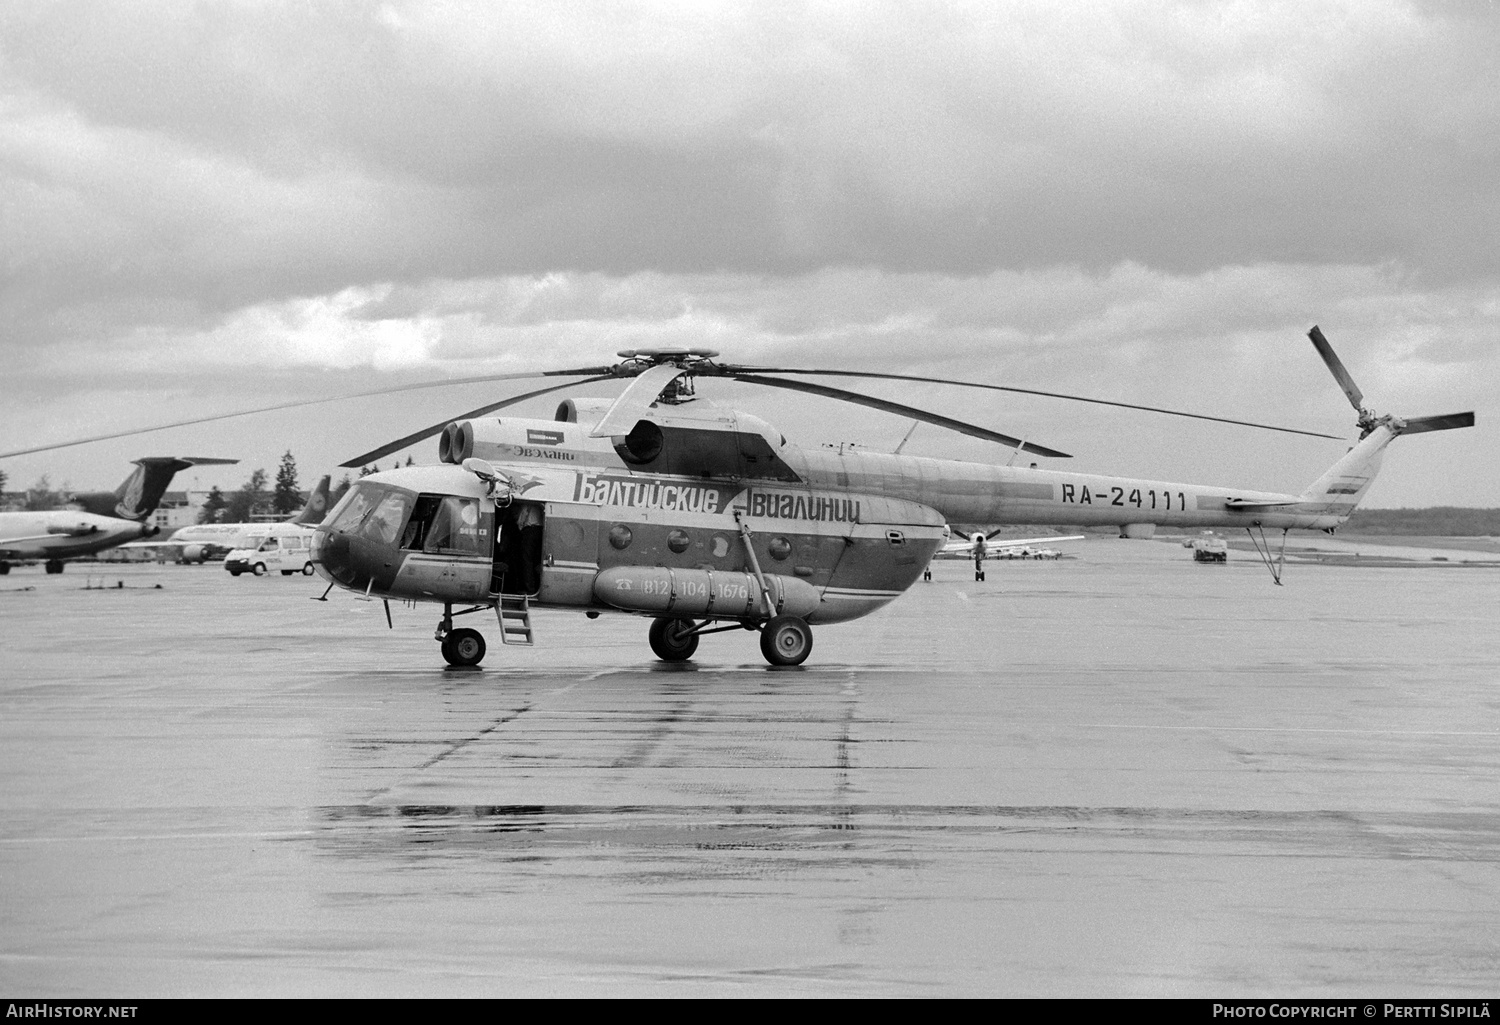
[196, 455, 413, 522]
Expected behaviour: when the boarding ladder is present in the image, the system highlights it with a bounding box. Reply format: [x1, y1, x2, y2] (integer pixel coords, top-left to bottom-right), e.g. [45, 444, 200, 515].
[496, 594, 535, 646]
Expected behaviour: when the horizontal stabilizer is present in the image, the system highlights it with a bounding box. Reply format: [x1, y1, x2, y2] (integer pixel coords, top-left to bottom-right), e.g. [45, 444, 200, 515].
[1224, 497, 1301, 509]
[1400, 412, 1475, 435]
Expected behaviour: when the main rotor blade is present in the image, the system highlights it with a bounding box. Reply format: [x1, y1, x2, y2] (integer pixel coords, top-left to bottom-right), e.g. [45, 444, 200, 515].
[589, 364, 691, 438]
[0, 366, 618, 460]
[339, 376, 616, 467]
[1307, 326, 1365, 413]
[727, 374, 1072, 458]
[716, 367, 1343, 441]
[1400, 411, 1475, 435]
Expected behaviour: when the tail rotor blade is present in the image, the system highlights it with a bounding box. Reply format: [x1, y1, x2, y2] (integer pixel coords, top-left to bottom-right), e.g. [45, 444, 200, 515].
[1308, 326, 1365, 412]
[1400, 412, 1475, 435]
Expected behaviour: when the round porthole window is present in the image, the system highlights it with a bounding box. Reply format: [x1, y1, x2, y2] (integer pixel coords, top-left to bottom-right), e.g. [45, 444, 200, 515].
[608, 524, 633, 550]
[768, 536, 792, 560]
[711, 534, 731, 558]
[667, 529, 692, 553]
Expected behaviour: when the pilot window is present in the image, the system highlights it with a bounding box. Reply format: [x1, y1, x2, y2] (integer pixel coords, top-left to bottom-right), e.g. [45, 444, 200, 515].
[327, 487, 378, 532]
[326, 482, 421, 547]
[359, 491, 412, 545]
[401, 495, 490, 556]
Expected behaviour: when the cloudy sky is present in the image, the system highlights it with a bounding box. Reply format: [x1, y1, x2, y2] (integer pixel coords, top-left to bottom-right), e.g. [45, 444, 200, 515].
[3, 0, 1495, 508]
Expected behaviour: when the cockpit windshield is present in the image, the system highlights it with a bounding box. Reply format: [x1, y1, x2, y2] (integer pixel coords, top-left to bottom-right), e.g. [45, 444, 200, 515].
[324, 482, 417, 546]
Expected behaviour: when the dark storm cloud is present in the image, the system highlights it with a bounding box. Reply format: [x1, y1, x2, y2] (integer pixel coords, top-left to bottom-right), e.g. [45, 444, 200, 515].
[5, 1, 1499, 328]
[2, 2, 1494, 505]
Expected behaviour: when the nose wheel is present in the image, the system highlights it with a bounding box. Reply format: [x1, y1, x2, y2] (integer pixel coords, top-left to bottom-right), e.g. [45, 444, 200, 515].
[440, 627, 487, 667]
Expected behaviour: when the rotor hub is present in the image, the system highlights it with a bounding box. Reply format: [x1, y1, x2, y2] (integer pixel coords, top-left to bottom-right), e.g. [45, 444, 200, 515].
[614, 348, 720, 373]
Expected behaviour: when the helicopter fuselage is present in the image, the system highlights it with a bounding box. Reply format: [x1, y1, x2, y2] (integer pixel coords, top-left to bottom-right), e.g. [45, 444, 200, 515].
[312, 459, 947, 626]
[311, 404, 1393, 666]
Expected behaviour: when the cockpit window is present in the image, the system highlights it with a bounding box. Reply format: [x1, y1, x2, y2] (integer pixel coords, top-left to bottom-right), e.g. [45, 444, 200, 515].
[359, 490, 413, 545]
[326, 482, 417, 547]
[327, 486, 378, 532]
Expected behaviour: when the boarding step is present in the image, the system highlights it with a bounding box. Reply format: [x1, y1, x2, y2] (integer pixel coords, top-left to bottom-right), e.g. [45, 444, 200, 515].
[496, 594, 534, 646]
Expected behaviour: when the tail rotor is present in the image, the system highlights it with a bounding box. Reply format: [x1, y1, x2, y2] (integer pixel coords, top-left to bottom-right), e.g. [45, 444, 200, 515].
[1308, 326, 1474, 439]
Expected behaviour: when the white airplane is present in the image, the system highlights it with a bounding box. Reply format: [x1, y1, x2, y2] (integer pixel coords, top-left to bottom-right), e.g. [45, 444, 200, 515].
[0, 457, 237, 574]
[930, 528, 1087, 580]
[150, 474, 333, 562]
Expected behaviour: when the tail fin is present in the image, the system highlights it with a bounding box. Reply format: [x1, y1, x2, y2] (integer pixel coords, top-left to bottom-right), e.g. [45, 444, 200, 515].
[291, 475, 333, 525]
[69, 457, 237, 521]
[1297, 426, 1396, 523]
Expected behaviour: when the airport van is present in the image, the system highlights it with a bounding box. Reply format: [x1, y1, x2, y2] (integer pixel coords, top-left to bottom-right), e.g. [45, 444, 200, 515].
[224, 526, 318, 577]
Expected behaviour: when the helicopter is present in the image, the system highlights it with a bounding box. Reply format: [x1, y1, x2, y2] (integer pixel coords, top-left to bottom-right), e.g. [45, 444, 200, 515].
[284, 326, 1470, 668]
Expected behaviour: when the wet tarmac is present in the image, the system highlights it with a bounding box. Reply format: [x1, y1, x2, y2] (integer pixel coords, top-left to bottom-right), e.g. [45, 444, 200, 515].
[1, 539, 1497, 996]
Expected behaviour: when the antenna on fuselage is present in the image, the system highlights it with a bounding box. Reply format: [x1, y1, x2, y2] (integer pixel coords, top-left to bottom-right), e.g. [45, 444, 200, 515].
[893, 420, 920, 455]
[1006, 439, 1028, 467]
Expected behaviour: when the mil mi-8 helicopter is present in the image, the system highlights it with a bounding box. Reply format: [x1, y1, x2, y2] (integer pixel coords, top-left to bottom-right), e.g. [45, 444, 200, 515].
[294, 326, 1469, 668]
[2, 328, 1472, 667]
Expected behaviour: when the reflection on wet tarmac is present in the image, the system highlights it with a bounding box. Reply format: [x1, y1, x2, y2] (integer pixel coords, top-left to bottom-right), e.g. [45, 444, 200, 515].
[2, 544, 1499, 995]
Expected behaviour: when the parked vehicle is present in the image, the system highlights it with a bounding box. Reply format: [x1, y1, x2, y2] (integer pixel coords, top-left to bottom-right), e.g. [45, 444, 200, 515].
[224, 526, 317, 576]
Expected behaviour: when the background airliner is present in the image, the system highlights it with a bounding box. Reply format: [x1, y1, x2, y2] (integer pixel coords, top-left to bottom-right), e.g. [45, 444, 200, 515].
[0, 457, 236, 574]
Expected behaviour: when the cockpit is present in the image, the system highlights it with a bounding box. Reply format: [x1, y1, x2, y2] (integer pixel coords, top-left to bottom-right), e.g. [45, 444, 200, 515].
[315, 479, 531, 595]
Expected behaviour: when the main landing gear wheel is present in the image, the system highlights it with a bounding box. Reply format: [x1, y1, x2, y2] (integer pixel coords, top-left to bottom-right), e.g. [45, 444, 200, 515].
[649, 617, 700, 662]
[45, 560, 64, 574]
[975, 568, 985, 581]
[441, 628, 487, 667]
[760, 615, 813, 666]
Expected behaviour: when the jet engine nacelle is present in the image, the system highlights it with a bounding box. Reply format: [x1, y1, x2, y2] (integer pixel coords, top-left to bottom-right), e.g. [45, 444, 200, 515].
[47, 520, 100, 537]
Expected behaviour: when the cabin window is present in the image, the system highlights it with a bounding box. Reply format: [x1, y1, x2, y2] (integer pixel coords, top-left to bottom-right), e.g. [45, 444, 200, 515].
[401, 495, 490, 556]
[667, 529, 692, 554]
[608, 524, 633, 550]
[768, 536, 792, 560]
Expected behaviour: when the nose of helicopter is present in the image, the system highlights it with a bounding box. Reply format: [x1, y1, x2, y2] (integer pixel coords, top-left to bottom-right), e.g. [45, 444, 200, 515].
[312, 528, 397, 592]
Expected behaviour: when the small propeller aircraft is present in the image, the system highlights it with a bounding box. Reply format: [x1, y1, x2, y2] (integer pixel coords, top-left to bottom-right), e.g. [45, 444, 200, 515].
[0, 457, 237, 574]
[2, 328, 1473, 666]
[934, 529, 1088, 580]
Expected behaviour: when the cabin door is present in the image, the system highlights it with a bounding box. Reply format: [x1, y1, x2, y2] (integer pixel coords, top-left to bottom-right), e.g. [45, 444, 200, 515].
[493, 501, 545, 595]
